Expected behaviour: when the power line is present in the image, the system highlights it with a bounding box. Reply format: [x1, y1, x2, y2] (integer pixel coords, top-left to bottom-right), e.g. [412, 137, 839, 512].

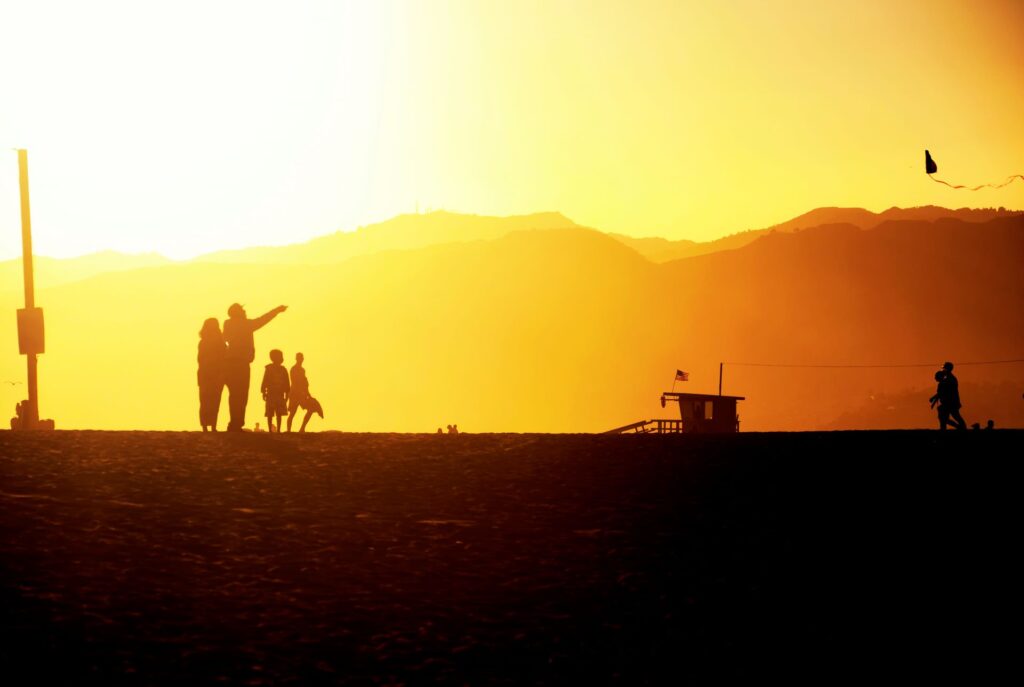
[723, 358, 1024, 369]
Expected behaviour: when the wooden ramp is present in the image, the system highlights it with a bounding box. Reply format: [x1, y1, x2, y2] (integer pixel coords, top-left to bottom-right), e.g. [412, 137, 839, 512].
[604, 419, 684, 434]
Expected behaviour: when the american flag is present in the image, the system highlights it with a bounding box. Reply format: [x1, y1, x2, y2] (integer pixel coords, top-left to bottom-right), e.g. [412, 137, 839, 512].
[675, 369, 689, 382]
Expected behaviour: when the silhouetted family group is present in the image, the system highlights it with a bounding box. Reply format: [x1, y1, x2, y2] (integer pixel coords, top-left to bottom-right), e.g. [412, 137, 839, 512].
[929, 361, 966, 430]
[197, 303, 322, 432]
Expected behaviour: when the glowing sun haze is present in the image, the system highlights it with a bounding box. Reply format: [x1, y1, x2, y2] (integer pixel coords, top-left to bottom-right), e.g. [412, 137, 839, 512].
[1, 0, 1022, 259]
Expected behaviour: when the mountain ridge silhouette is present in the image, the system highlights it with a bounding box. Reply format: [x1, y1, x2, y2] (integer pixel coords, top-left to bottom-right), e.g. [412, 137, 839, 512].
[5, 206, 1020, 291]
[192, 210, 581, 265]
[615, 205, 1024, 262]
[2, 212, 1021, 432]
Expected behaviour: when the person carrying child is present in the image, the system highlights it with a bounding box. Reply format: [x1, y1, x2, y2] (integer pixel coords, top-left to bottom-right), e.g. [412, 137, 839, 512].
[929, 370, 953, 430]
[261, 349, 290, 433]
[939, 361, 967, 430]
[929, 363, 966, 430]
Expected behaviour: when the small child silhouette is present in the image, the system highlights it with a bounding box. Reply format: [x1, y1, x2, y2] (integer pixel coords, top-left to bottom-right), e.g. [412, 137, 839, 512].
[261, 349, 290, 433]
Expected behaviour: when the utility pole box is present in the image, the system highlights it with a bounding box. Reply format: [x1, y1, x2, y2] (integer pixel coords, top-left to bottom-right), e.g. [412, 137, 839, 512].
[17, 307, 45, 355]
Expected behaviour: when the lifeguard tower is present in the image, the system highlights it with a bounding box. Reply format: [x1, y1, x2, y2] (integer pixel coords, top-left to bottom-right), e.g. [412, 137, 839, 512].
[606, 389, 745, 434]
[658, 392, 744, 433]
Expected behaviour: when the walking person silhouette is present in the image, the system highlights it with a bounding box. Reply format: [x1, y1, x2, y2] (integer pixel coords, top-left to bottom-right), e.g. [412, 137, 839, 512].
[287, 352, 322, 432]
[939, 361, 966, 430]
[287, 352, 309, 432]
[223, 303, 287, 431]
[929, 362, 966, 430]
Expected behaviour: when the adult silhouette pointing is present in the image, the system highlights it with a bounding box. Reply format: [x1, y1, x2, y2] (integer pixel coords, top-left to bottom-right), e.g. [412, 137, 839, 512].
[223, 303, 287, 431]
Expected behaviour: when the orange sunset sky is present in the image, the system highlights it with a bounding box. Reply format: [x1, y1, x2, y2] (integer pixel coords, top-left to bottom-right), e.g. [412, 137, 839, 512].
[1, 0, 1023, 259]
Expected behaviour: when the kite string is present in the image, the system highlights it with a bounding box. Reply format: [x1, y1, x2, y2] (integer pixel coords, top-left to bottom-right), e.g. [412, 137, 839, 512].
[929, 173, 1024, 191]
[723, 358, 1024, 369]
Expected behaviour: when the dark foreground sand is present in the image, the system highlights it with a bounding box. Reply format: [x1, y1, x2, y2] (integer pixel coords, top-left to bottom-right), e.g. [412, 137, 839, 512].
[1, 430, 1021, 685]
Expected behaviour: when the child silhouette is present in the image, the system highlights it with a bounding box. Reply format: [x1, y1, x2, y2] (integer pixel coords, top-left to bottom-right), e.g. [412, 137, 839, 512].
[261, 349, 290, 433]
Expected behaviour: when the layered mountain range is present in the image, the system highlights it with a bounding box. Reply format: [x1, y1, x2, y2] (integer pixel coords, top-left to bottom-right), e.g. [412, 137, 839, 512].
[2, 206, 1021, 431]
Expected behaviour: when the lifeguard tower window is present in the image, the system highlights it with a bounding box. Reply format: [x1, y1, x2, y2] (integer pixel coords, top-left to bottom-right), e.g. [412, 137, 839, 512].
[704, 401, 714, 420]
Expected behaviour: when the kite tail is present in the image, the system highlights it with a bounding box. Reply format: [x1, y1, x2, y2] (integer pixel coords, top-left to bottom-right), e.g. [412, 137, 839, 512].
[929, 173, 1024, 191]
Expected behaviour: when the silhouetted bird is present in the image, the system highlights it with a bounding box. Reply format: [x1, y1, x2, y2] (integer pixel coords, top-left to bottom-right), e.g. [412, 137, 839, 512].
[926, 150, 938, 175]
[305, 397, 324, 420]
[301, 397, 325, 430]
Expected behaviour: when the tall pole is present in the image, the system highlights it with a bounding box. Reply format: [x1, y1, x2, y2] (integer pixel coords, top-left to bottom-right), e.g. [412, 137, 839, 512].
[718, 362, 723, 396]
[18, 149, 39, 425]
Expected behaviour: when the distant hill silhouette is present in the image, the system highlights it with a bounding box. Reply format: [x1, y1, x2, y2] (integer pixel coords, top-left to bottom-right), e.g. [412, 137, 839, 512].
[193, 211, 579, 265]
[614, 205, 1024, 262]
[3, 211, 1021, 432]
[606, 234, 701, 263]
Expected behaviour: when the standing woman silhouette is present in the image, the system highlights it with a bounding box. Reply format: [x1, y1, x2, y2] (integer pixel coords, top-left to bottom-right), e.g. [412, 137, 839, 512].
[197, 318, 227, 431]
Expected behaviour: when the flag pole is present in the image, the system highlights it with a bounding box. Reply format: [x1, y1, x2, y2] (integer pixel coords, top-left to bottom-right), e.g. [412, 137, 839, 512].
[718, 363, 723, 396]
[18, 150, 38, 427]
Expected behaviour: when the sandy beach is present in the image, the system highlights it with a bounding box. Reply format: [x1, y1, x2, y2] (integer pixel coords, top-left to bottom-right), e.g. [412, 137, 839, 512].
[1, 430, 1021, 684]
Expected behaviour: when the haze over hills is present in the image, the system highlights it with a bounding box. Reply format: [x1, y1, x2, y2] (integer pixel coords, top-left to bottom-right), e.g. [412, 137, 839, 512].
[0, 212, 579, 287]
[0, 251, 172, 290]
[192, 211, 581, 265]
[187, 204, 1024, 266]
[3, 205, 1019, 283]
[2, 207, 1021, 432]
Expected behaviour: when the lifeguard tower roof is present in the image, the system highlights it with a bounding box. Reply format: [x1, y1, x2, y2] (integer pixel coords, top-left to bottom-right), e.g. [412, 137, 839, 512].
[661, 392, 746, 402]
